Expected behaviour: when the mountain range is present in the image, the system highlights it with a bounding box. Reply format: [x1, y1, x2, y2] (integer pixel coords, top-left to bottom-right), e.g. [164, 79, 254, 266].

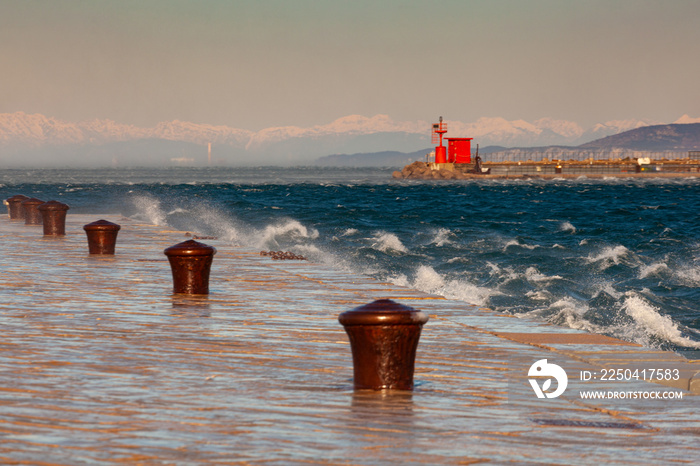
[0, 111, 698, 167]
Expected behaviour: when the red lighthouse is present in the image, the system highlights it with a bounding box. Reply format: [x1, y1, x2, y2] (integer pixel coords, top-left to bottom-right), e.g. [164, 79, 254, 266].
[431, 117, 473, 164]
[431, 117, 448, 163]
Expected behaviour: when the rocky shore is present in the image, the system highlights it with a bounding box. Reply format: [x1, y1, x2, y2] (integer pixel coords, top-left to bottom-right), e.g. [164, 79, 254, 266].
[392, 161, 488, 180]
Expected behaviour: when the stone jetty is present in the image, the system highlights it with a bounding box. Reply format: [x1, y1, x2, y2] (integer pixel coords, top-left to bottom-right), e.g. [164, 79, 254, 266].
[393, 158, 700, 180]
[393, 161, 488, 180]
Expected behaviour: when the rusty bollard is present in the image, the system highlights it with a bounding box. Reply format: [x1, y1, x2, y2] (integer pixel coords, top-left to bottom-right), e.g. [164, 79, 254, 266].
[338, 299, 429, 390]
[39, 200, 70, 236]
[164, 240, 216, 295]
[22, 198, 45, 225]
[83, 220, 121, 254]
[6, 195, 29, 220]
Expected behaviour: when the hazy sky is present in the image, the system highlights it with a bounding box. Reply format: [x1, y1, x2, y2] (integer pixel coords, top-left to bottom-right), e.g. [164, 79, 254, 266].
[1, 0, 698, 130]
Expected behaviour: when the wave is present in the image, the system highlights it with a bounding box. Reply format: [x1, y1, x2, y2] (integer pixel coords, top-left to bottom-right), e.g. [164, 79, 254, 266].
[638, 261, 670, 279]
[674, 264, 700, 287]
[258, 220, 320, 250]
[503, 239, 539, 251]
[130, 194, 167, 226]
[128, 193, 318, 255]
[586, 245, 631, 270]
[621, 292, 700, 349]
[558, 221, 576, 233]
[524, 266, 563, 283]
[371, 232, 408, 253]
[536, 297, 602, 334]
[389, 265, 495, 307]
[431, 228, 454, 247]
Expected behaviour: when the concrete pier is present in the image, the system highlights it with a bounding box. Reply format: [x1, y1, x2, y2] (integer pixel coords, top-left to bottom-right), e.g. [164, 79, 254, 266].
[1, 215, 698, 464]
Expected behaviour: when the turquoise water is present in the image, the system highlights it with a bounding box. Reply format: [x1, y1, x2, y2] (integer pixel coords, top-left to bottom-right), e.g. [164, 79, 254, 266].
[3, 167, 699, 355]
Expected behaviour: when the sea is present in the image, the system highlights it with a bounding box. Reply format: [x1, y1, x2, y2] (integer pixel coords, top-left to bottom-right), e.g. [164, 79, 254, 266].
[2, 166, 700, 357]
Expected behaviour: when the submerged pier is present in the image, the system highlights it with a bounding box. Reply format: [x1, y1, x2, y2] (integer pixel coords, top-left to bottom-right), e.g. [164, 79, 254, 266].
[1, 214, 698, 464]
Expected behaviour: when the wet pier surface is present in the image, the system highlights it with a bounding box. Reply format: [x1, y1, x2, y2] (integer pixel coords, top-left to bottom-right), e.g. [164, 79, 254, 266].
[1, 215, 698, 465]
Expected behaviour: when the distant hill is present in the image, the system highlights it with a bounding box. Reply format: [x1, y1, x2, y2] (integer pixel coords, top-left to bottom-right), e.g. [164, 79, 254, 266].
[579, 123, 700, 151]
[486, 123, 700, 162]
[315, 149, 431, 167]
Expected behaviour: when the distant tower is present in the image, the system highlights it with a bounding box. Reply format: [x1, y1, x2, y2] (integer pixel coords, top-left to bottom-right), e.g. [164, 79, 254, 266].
[208, 142, 212, 165]
[431, 117, 448, 164]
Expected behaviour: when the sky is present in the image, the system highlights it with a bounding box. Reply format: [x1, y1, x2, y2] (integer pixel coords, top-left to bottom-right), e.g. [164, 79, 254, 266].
[1, 0, 698, 131]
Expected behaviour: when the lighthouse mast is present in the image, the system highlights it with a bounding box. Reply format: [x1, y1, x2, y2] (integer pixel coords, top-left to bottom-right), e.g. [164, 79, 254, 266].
[431, 116, 448, 164]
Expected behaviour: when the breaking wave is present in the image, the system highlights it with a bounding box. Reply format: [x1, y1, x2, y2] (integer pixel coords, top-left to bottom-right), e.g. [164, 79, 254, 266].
[622, 293, 700, 349]
[371, 232, 408, 253]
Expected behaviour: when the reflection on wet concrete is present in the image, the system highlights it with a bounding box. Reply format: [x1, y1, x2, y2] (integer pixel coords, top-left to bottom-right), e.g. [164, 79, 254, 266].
[171, 295, 211, 317]
[0, 214, 698, 465]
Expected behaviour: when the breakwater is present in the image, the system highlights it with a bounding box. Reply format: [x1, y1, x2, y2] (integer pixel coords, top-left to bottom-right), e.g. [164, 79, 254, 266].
[393, 159, 700, 180]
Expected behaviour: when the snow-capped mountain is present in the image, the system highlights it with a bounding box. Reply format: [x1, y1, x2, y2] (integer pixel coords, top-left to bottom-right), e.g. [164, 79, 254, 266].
[0, 111, 694, 166]
[151, 120, 251, 146]
[245, 114, 426, 150]
[448, 117, 587, 147]
[674, 114, 700, 124]
[586, 119, 660, 141]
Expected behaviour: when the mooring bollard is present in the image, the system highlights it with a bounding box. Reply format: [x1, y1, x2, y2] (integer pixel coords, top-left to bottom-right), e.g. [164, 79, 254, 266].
[6, 195, 29, 220]
[338, 299, 429, 390]
[22, 198, 45, 225]
[83, 219, 121, 254]
[38, 200, 70, 236]
[164, 239, 216, 295]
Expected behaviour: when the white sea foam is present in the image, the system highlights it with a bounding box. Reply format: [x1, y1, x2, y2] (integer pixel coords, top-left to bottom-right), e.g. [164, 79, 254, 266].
[544, 297, 602, 333]
[674, 265, 700, 287]
[503, 239, 538, 251]
[169, 202, 243, 244]
[432, 228, 454, 247]
[258, 220, 319, 250]
[586, 245, 630, 269]
[591, 280, 623, 300]
[638, 261, 670, 279]
[559, 221, 577, 233]
[525, 266, 563, 283]
[446, 256, 470, 264]
[389, 273, 410, 288]
[292, 243, 326, 261]
[371, 232, 408, 253]
[622, 292, 700, 348]
[525, 290, 551, 301]
[485, 262, 501, 275]
[130, 195, 167, 226]
[496, 266, 522, 285]
[128, 193, 323, 253]
[389, 265, 495, 306]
